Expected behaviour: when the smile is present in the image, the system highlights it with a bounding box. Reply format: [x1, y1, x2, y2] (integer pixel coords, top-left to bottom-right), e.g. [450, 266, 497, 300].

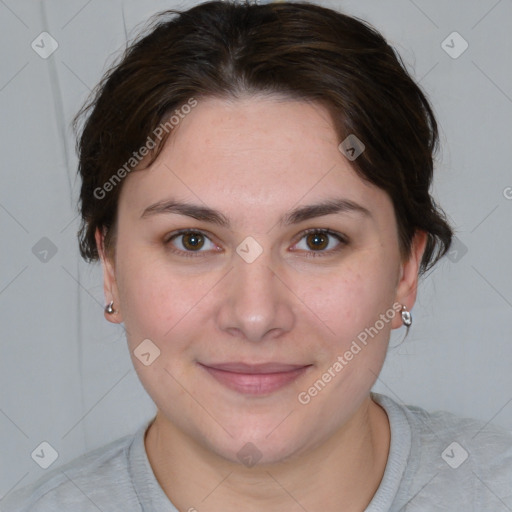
[197, 362, 313, 395]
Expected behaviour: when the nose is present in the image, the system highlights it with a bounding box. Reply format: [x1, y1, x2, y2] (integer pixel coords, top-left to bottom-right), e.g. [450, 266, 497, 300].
[215, 251, 295, 343]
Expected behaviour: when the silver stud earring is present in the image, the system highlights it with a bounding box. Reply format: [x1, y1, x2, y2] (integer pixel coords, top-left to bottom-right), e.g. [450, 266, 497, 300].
[401, 305, 412, 327]
[105, 301, 116, 315]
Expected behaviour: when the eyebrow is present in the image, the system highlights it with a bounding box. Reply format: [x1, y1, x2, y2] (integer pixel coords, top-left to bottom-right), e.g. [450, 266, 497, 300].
[140, 197, 372, 226]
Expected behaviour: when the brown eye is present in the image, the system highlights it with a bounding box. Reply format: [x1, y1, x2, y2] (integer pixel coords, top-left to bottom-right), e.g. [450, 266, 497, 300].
[181, 232, 205, 250]
[305, 232, 329, 250]
[166, 230, 218, 256]
[292, 229, 347, 256]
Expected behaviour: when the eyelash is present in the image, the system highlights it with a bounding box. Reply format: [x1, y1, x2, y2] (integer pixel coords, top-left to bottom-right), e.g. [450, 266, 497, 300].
[164, 228, 348, 259]
[296, 228, 348, 258]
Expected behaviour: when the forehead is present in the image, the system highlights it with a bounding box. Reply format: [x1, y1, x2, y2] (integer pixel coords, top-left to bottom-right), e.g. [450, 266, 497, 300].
[166, 95, 343, 175]
[118, 96, 393, 228]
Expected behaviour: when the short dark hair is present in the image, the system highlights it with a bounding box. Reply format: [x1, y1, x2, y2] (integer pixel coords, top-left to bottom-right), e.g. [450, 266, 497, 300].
[74, 0, 453, 274]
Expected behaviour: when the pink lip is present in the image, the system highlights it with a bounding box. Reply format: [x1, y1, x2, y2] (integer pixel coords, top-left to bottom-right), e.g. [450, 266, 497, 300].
[198, 362, 312, 395]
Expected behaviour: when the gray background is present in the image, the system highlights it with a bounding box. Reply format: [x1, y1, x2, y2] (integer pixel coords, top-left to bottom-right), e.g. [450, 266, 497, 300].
[1, 0, 511, 499]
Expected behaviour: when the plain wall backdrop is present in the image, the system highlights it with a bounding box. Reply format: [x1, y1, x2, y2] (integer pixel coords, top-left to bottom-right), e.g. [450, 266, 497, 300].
[1, 0, 511, 499]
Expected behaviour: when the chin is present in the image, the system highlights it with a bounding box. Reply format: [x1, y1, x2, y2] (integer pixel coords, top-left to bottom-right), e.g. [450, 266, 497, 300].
[192, 414, 319, 467]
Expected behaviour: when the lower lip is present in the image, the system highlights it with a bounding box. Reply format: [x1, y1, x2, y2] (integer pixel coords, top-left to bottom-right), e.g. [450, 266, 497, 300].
[199, 364, 311, 395]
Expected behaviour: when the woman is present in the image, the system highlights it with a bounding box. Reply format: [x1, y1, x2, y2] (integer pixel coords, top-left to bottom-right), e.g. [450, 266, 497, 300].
[4, 1, 511, 510]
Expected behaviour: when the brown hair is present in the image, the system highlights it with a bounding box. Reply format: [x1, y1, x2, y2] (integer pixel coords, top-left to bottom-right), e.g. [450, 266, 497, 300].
[74, 0, 453, 274]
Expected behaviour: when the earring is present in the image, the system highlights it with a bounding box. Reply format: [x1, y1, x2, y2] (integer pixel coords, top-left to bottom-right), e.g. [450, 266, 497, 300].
[401, 305, 412, 327]
[105, 301, 116, 315]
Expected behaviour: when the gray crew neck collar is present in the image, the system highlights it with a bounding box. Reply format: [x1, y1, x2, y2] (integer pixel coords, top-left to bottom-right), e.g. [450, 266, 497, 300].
[128, 393, 412, 512]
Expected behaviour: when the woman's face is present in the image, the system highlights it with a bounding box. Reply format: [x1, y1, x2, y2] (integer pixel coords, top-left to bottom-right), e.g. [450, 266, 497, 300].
[97, 96, 424, 464]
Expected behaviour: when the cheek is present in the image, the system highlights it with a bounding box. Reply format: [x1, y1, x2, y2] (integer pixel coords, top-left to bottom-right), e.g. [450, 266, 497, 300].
[115, 249, 220, 350]
[115, 257, 209, 399]
[297, 255, 397, 342]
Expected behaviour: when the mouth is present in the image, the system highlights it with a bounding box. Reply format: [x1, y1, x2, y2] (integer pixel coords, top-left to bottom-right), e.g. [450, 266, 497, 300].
[197, 362, 313, 395]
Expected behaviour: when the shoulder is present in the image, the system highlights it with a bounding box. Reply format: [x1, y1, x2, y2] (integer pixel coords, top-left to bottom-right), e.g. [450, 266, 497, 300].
[1, 431, 139, 512]
[373, 393, 512, 509]
[403, 398, 512, 472]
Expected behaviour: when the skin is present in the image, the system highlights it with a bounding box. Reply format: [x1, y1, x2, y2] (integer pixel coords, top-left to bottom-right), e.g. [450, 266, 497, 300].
[96, 95, 427, 512]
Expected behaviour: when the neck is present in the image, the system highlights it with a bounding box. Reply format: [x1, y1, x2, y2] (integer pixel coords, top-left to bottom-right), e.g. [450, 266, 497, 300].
[145, 395, 390, 512]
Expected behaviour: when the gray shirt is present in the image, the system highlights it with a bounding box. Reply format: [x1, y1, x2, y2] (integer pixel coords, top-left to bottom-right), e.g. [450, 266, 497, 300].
[2, 392, 511, 511]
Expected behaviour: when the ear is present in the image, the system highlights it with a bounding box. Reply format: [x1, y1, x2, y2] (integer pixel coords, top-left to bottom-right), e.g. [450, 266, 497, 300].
[391, 230, 428, 329]
[95, 227, 123, 324]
